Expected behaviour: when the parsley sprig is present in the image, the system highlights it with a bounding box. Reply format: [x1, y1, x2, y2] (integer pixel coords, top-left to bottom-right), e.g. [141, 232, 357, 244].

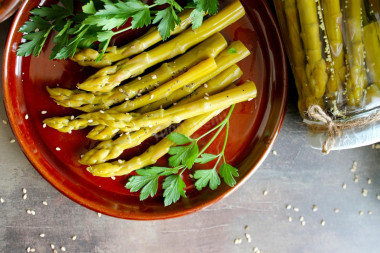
[17, 0, 219, 60]
[125, 105, 239, 206]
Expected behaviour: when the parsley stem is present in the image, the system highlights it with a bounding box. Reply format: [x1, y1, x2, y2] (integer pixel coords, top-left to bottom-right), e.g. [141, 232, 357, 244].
[114, 26, 133, 35]
[222, 120, 229, 163]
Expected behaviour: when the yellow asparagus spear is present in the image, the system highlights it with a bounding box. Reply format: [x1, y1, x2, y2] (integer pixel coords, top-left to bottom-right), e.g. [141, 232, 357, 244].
[48, 33, 227, 112]
[87, 107, 228, 177]
[44, 58, 217, 132]
[297, 0, 328, 107]
[137, 41, 249, 113]
[71, 10, 195, 68]
[80, 66, 242, 164]
[82, 81, 256, 131]
[345, 0, 367, 107]
[77, 0, 246, 92]
[363, 22, 380, 88]
[86, 125, 121, 141]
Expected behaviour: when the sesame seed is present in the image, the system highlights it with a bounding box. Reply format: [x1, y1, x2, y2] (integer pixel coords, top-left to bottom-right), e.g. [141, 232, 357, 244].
[354, 174, 359, 183]
[367, 178, 371, 184]
[25, 114, 29, 120]
[27, 209, 31, 214]
[70, 116, 75, 120]
[2, 119, 7, 124]
[272, 150, 277, 155]
[204, 96, 209, 100]
[253, 247, 259, 252]
[56, 147, 61, 151]
[30, 248, 35, 252]
[286, 204, 292, 210]
[204, 84, 208, 88]
[0, 197, 4, 203]
[23, 194, 27, 200]
[22, 188, 27, 194]
[350, 161, 357, 172]
[377, 194, 380, 200]
[321, 220, 325, 226]
[99, 110, 105, 114]
[150, 94, 154, 99]
[72, 235, 77, 240]
[234, 238, 242, 244]
[88, 119, 93, 123]
[61, 246, 66, 252]
[288, 216, 292, 222]
[50, 244, 55, 249]
[43, 123, 47, 128]
[301, 221, 306, 226]
[118, 159, 123, 164]
[151, 74, 157, 79]
[342, 183, 347, 189]
[262, 190, 268, 196]
[41, 111, 47, 114]
[362, 188, 368, 197]
[299, 216, 304, 221]
[368, 210, 373, 215]
[312, 205, 318, 212]
[111, 176, 116, 180]
[31, 210, 36, 215]
[53, 250, 58, 253]
[245, 233, 251, 243]
[359, 210, 363, 216]
[42, 201, 48, 206]
[10, 139, 16, 143]
[97, 212, 102, 218]
[244, 225, 249, 230]
[293, 207, 299, 212]
[138, 76, 142, 80]
[26, 247, 30, 252]
[334, 208, 339, 213]
[40, 233, 45, 237]
[119, 88, 124, 93]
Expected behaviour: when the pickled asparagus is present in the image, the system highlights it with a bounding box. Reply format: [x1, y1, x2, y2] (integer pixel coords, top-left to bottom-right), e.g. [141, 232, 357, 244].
[71, 10, 195, 68]
[48, 33, 227, 112]
[77, 0, 246, 92]
[44, 58, 218, 132]
[363, 22, 380, 88]
[345, 0, 367, 106]
[80, 67, 242, 164]
[87, 108, 227, 177]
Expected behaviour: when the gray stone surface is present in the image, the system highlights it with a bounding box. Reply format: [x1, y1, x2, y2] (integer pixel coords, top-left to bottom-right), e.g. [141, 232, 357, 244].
[1, 16, 379, 253]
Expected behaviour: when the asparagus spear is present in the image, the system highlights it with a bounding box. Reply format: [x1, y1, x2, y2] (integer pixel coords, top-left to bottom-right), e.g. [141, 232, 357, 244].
[363, 22, 380, 88]
[87, 108, 227, 177]
[137, 41, 249, 113]
[48, 33, 228, 112]
[77, 0, 246, 92]
[321, 0, 345, 103]
[80, 66, 242, 164]
[297, 0, 328, 106]
[345, 0, 367, 107]
[81, 82, 256, 131]
[44, 57, 218, 132]
[86, 125, 121, 141]
[71, 10, 195, 68]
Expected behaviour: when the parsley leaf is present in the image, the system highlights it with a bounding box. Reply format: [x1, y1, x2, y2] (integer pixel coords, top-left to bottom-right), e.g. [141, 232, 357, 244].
[194, 153, 218, 164]
[153, 7, 181, 40]
[194, 169, 221, 190]
[219, 163, 239, 187]
[162, 175, 186, 206]
[29, 4, 73, 21]
[190, 8, 204, 29]
[168, 142, 199, 168]
[194, 0, 219, 15]
[168, 132, 194, 145]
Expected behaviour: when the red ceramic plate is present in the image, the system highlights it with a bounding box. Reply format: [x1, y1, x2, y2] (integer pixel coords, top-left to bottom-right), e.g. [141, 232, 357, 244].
[3, 0, 287, 220]
[0, 0, 22, 23]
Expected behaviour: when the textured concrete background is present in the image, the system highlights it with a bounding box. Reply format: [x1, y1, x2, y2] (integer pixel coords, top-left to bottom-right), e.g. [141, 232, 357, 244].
[1, 11, 380, 253]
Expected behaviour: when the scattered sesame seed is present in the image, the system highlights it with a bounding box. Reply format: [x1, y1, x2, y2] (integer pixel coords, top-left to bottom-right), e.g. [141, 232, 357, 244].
[23, 194, 27, 200]
[72, 235, 77, 240]
[350, 161, 357, 172]
[321, 220, 325, 226]
[42, 201, 48, 206]
[368, 210, 373, 215]
[334, 208, 339, 213]
[99, 110, 105, 114]
[244, 225, 249, 230]
[299, 216, 304, 222]
[150, 94, 154, 99]
[288, 216, 292, 222]
[367, 178, 371, 184]
[138, 77, 142, 80]
[40, 233, 45, 238]
[204, 96, 209, 100]
[70, 116, 75, 120]
[31, 210, 36, 215]
[50, 244, 55, 249]
[26, 247, 30, 252]
[173, 102, 177, 105]
[2, 119, 7, 125]
[25, 114, 29, 120]
[111, 176, 116, 180]
[56, 147, 61, 151]
[312, 205, 318, 212]
[42, 123, 47, 128]
[272, 150, 277, 155]
[248, 97, 254, 101]
[0, 197, 4, 203]
[61, 246, 66, 252]
[151, 74, 157, 79]
[377, 194, 380, 200]
[262, 190, 268, 196]
[362, 188, 368, 197]
[301, 221, 306, 226]
[119, 88, 124, 93]
[245, 233, 252, 243]
[118, 159, 123, 164]
[204, 83, 208, 88]
[253, 247, 259, 252]
[286, 204, 292, 210]
[10, 139, 16, 143]
[293, 207, 299, 212]
[41, 111, 47, 114]
[22, 188, 27, 194]
[88, 119, 93, 123]
[27, 209, 31, 214]
[354, 174, 359, 183]
[30, 248, 35, 252]
[97, 212, 102, 218]
[342, 183, 347, 189]
[234, 238, 242, 244]
[53, 250, 58, 253]
[359, 210, 363, 216]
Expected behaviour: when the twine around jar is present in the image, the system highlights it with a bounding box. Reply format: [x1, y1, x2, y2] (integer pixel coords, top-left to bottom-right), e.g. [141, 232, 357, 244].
[306, 105, 380, 154]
